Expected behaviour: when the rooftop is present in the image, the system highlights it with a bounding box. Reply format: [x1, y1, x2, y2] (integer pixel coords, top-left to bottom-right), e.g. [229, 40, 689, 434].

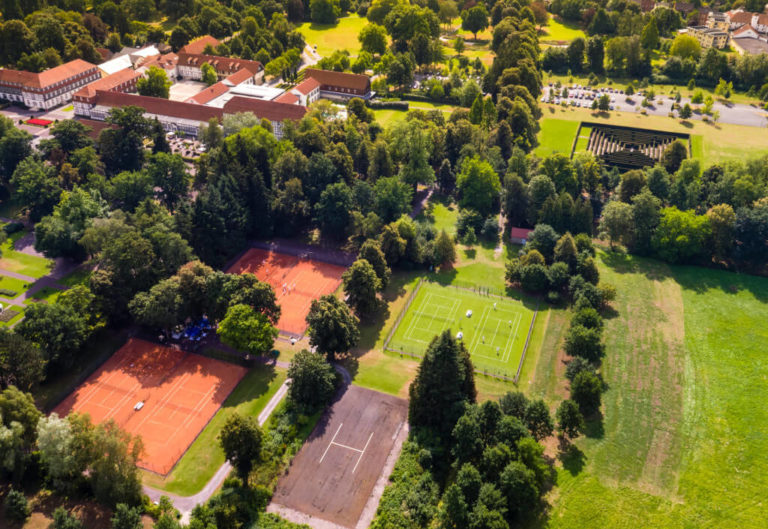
[73, 68, 141, 100]
[178, 53, 263, 75]
[186, 81, 230, 105]
[732, 36, 768, 54]
[292, 77, 321, 95]
[180, 36, 222, 55]
[0, 59, 97, 89]
[304, 68, 371, 92]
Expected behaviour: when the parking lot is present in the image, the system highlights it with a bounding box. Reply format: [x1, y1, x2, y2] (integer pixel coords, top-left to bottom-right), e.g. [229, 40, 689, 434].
[542, 83, 768, 128]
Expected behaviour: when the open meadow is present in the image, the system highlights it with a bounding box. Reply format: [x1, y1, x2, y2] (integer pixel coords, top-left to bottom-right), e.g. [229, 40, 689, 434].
[530, 251, 768, 528]
[297, 15, 368, 57]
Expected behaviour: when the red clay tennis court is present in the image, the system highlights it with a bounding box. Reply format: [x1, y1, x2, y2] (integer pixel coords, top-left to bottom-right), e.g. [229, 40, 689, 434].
[227, 248, 346, 335]
[53, 338, 247, 475]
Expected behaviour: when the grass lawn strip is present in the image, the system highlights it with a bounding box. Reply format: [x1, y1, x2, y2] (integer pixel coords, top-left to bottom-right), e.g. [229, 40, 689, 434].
[0, 273, 31, 298]
[142, 365, 288, 496]
[540, 18, 587, 43]
[535, 118, 581, 157]
[30, 286, 64, 304]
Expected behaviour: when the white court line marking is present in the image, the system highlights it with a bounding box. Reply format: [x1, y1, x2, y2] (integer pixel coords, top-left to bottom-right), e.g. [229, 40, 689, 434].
[319, 423, 343, 464]
[352, 432, 374, 473]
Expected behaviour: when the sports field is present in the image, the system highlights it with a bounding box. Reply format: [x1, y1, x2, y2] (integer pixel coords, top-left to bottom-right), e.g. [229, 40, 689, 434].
[53, 338, 248, 475]
[387, 282, 536, 378]
[227, 248, 346, 335]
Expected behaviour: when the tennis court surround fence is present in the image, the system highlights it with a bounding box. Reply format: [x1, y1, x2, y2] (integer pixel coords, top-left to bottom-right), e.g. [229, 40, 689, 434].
[382, 278, 539, 384]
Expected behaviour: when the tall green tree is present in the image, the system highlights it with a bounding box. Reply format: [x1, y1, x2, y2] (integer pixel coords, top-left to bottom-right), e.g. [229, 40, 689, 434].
[219, 413, 262, 482]
[306, 295, 360, 361]
[342, 259, 381, 317]
[358, 239, 390, 288]
[287, 350, 337, 411]
[217, 304, 278, 356]
[137, 66, 171, 98]
[461, 5, 489, 40]
[409, 331, 477, 443]
[456, 156, 501, 216]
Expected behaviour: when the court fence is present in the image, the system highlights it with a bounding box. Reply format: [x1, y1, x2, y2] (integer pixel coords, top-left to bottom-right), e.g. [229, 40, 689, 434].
[382, 278, 424, 352]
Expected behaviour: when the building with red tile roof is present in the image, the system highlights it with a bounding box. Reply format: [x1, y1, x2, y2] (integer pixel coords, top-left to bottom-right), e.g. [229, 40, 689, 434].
[179, 36, 222, 55]
[177, 53, 263, 84]
[186, 81, 230, 105]
[303, 68, 372, 100]
[509, 227, 533, 244]
[289, 77, 321, 105]
[275, 91, 300, 105]
[78, 90, 306, 139]
[0, 59, 100, 110]
[73, 68, 141, 116]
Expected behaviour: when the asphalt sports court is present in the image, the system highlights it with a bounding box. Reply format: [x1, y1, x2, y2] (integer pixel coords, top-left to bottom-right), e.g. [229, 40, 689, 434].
[388, 282, 536, 378]
[227, 248, 346, 335]
[53, 338, 247, 475]
[271, 386, 408, 529]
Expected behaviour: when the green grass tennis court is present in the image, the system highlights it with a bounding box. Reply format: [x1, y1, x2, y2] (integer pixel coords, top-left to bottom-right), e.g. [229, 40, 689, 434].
[387, 282, 536, 378]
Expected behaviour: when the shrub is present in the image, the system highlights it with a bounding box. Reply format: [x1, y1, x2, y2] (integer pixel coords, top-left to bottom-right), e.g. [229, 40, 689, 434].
[3, 222, 23, 234]
[4, 489, 30, 522]
[565, 356, 595, 381]
[520, 264, 549, 293]
[456, 209, 484, 237]
[571, 370, 603, 412]
[564, 325, 603, 361]
[480, 217, 500, 241]
[0, 288, 17, 297]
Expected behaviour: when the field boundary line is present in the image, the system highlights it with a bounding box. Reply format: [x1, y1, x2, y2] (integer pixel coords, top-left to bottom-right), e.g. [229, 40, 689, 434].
[570, 121, 583, 159]
[382, 278, 424, 352]
[514, 301, 539, 384]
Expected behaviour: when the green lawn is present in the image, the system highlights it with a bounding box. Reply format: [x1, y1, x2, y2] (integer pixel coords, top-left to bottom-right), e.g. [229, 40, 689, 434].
[297, 14, 369, 57]
[0, 228, 53, 279]
[573, 125, 591, 152]
[415, 196, 458, 235]
[537, 251, 768, 528]
[373, 108, 408, 128]
[0, 273, 31, 298]
[59, 266, 92, 287]
[538, 107, 768, 165]
[30, 286, 63, 304]
[142, 366, 287, 496]
[540, 18, 587, 43]
[535, 118, 580, 158]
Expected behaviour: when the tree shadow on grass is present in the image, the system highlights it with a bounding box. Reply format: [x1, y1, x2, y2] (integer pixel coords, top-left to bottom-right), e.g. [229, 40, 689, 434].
[558, 441, 587, 476]
[583, 410, 605, 439]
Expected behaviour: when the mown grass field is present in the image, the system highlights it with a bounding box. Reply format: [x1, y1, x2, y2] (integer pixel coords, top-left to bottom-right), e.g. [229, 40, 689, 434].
[0, 228, 52, 279]
[142, 366, 287, 495]
[535, 118, 580, 157]
[536, 106, 768, 165]
[539, 18, 587, 43]
[297, 14, 368, 57]
[533, 251, 768, 528]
